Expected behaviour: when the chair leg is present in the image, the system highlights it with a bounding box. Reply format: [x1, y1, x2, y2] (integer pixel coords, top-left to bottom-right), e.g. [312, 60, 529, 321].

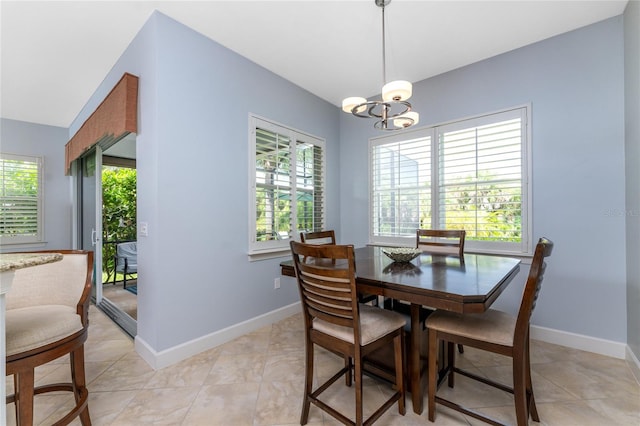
[300, 340, 314, 425]
[354, 354, 364, 426]
[394, 333, 406, 415]
[513, 353, 528, 426]
[427, 329, 438, 422]
[447, 341, 456, 388]
[14, 369, 36, 426]
[525, 340, 539, 422]
[457, 344, 464, 354]
[345, 356, 353, 386]
[71, 346, 91, 425]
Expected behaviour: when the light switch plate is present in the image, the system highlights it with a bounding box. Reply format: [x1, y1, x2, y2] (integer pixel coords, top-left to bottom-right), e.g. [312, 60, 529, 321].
[139, 222, 148, 237]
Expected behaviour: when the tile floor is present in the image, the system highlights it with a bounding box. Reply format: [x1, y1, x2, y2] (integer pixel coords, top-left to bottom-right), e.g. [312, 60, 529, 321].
[6, 305, 640, 425]
[102, 282, 137, 320]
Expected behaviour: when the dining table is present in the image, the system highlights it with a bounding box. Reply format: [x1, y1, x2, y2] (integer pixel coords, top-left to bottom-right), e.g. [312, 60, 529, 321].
[280, 245, 521, 414]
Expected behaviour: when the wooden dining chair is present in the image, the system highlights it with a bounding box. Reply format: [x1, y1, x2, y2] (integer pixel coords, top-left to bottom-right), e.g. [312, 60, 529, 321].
[290, 241, 406, 426]
[426, 237, 554, 426]
[301, 230, 378, 306]
[299, 230, 336, 265]
[416, 229, 466, 257]
[6, 250, 93, 426]
[385, 229, 467, 355]
[300, 229, 336, 245]
[416, 229, 466, 353]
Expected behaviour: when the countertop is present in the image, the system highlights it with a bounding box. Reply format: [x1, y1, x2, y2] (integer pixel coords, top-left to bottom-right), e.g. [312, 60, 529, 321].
[0, 252, 63, 272]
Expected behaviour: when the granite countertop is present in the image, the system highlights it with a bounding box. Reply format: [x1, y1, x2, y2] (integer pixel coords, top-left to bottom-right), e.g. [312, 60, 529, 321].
[0, 253, 63, 272]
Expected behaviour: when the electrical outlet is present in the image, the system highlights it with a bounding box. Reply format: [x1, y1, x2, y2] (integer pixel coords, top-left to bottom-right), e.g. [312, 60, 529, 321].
[274, 277, 281, 289]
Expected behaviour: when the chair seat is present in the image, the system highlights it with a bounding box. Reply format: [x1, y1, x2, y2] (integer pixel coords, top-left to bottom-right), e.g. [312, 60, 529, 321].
[426, 309, 516, 347]
[6, 305, 83, 356]
[313, 304, 406, 345]
[116, 263, 137, 272]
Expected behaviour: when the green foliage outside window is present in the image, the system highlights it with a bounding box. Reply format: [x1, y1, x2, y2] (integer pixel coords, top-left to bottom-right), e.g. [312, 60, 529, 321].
[102, 167, 136, 283]
[0, 156, 40, 239]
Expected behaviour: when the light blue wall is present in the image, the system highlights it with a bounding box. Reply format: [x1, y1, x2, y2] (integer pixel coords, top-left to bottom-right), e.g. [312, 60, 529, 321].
[341, 17, 627, 342]
[6, 11, 631, 354]
[0, 119, 71, 251]
[624, 0, 640, 360]
[69, 12, 340, 352]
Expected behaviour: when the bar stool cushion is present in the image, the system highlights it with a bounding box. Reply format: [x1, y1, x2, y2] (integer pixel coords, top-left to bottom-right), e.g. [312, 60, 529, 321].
[313, 304, 407, 345]
[426, 309, 516, 347]
[6, 305, 83, 356]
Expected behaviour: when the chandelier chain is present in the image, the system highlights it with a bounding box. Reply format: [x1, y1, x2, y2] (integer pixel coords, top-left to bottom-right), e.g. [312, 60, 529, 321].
[381, 3, 387, 86]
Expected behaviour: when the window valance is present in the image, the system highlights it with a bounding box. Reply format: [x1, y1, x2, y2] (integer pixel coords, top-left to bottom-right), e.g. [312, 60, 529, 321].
[64, 73, 138, 175]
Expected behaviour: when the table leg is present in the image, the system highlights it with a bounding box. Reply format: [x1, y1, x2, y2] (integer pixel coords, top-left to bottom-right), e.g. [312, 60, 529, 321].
[410, 303, 423, 414]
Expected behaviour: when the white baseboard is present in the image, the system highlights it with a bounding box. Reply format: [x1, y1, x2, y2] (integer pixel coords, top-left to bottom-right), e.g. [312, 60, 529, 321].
[530, 324, 627, 359]
[134, 305, 635, 372]
[135, 302, 301, 370]
[627, 346, 640, 385]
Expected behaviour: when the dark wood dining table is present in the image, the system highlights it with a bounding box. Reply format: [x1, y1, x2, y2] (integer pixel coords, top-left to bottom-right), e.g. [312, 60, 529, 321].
[280, 245, 521, 414]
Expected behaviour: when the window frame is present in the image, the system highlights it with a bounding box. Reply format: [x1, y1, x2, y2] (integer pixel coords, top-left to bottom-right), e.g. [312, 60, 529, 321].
[248, 114, 326, 257]
[369, 105, 532, 255]
[0, 153, 45, 246]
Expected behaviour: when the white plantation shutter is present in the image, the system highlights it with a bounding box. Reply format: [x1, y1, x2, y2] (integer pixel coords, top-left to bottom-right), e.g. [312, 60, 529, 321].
[296, 140, 324, 234]
[0, 154, 44, 244]
[371, 134, 431, 243]
[437, 109, 526, 252]
[250, 116, 325, 254]
[370, 107, 531, 254]
[255, 127, 292, 244]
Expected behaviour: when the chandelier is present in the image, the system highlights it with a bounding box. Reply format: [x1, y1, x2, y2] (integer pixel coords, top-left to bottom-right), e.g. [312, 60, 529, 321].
[342, 0, 419, 131]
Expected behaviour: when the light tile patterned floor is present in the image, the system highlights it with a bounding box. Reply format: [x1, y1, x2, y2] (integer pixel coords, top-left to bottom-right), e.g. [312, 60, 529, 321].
[6, 306, 640, 425]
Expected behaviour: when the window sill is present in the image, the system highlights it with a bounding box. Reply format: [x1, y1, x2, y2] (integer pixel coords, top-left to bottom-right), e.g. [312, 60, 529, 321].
[247, 249, 291, 262]
[0, 241, 47, 252]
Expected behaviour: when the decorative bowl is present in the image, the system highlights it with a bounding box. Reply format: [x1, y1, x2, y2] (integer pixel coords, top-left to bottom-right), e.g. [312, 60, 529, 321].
[382, 247, 422, 263]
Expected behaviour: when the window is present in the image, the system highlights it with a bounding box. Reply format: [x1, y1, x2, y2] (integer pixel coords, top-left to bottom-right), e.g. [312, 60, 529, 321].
[249, 116, 325, 254]
[0, 153, 44, 245]
[370, 106, 531, 255]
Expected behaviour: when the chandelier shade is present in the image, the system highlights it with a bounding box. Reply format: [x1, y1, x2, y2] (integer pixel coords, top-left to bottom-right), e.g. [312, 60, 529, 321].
[394, 111, 420, 128]
[382, 80, 412, 102]
[342, 97, 368, 114]
[341, 0, 419, 131]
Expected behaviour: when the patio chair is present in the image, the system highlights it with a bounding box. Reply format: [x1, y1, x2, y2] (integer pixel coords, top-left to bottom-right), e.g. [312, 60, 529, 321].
[114, 241, 137, 289]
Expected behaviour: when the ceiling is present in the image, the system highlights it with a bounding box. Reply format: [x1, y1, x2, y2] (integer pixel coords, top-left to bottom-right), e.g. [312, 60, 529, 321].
[0, 0, 628, 129]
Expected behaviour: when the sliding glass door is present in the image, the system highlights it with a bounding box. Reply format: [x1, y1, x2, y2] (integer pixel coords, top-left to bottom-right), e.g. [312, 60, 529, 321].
[79, 147, 102, 303]
[77, 146, 137, 336]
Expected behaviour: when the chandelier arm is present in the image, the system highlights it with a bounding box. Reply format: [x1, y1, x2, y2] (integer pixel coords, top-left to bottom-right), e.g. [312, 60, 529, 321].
[374, 115, 416, 131]
[351, 100, 410, 119]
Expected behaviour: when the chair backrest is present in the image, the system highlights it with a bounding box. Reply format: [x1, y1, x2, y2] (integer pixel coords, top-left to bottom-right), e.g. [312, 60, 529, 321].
[116, 241, 137, 269]
[514, 237, 554, 345]
[290, 241, 361, 342]
[416, 229, 466, 256]
[300, 230, 336, 245]
[6, 250, 94, 316]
